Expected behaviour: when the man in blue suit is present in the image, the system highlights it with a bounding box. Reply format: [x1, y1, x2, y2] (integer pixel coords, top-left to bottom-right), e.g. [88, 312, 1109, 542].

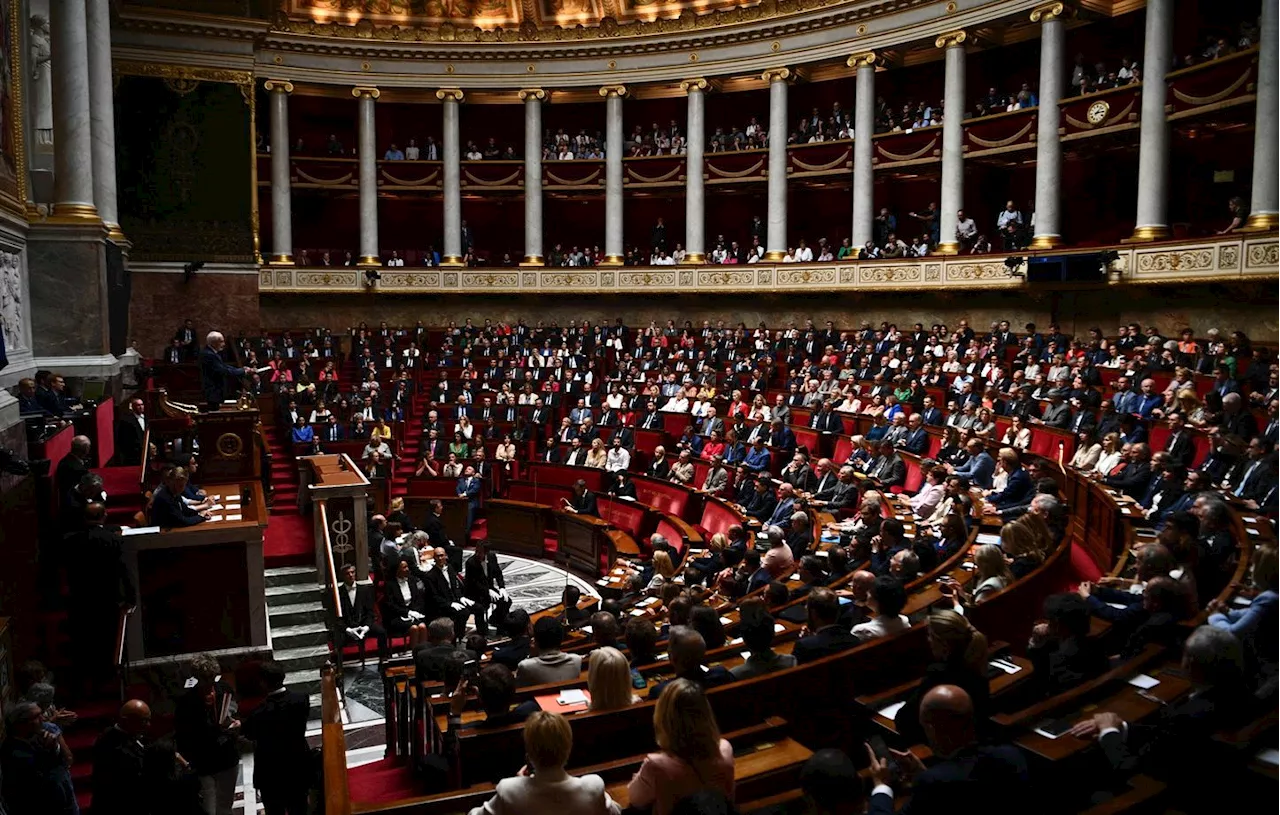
[768, 418, 796, 458]
[951, 439, 995, 490]
[899, 414, 930, 455]
[765, 483, 797, 531]
[986, 448, 1034, 511]
[457, 465, 482, 532]
[199, 331, 247, 412]
[745, 438, 773, 473]
[918, 396, 944, 427]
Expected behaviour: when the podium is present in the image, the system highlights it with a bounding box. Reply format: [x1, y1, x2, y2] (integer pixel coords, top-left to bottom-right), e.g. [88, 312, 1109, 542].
[301, 454, 373, 581]
[555, 511, 615, 576]
[485, 500, 547, 559]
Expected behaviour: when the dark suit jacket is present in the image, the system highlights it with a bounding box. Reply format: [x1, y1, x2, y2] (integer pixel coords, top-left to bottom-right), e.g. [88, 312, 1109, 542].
[810, 411, 842, 433]
[199, 346, 246, 407]
[647, 665, 734, 699]
[1105, 460, 1152, 500]
[464, 550, 505, 606]
[868, 744, 1029, 815]
[1163, 432, 1195, 468]
[242, 689, 311, 792]
[901, 428, 930, 455]
[745, 489, 778, 521]
[337, 582, 379, 628]
[414, 643, 477, 682]
[868, 455, 906, 489]
[115, 416, 148, 466]
[149, 484, 205, 528]
[91, 726, 147, 815]
[55, 454, 90, 504]
[1027, 635, 1109, 697]
[382, 577, 428, 626]
[792, 624, 860, 664]
[491, 636, 531, 671]
[570, 490, 599, 517]
[988, 468, 1034, 510]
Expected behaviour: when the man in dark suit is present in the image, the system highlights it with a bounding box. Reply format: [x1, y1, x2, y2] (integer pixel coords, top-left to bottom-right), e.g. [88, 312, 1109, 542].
[91, 700, 151, 815]
[413, 617, 476, 682]
[422, 546, 471, 637]
[866, 440, 906, 490]
[1027, 593, 1109, 698]
[647, 625, 734, 699]
[951, 439, 994, 489]
[900, 414, 930, 455]
[243, 661, 311, 815]
[1102, 442, 1153, 500]
[810, 402, 842, 433]
[868, 685, 1029, 815]
[491, 609, 532, 670]
[456, 465, 482, 532]
[562, 478, 599, 517]
[334, 564, 389, 662]
[67, 502, 135, 688]
[918, 397, 943, 427]
[149, 467, 208, 528]
[114, 398, 151, 466]
[1162, 414, 1195, 468]
[320, 414, 346, 444]
[1225, 436, 1275, 502]
[986, 449, 1035, 510]
[464, 540, 509, 637]
[793, 588, 860, 664]
[199, 330, 248, 411]
[54, 434, 92, 502]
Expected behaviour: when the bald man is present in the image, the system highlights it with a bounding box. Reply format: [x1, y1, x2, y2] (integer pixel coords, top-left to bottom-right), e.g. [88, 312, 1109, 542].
[91, 700, 152, 815]
[867, 685, 1028, 814]
[200, 331, 248, 411]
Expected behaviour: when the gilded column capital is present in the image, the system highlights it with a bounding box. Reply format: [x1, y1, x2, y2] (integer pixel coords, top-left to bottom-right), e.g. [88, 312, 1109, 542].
[263, 79, 294, 94]
[934, 30, 967, 49]
[517, 88, 547, 102]
[1030, 2, 1065, 23]
[351, 86, 381, 99]
[436, 88, 465, 102]
[846, 52, 878, 69]
[760, 67, 792, 83]
[598, 84, 628, 98]
[680, 77, 710, 94]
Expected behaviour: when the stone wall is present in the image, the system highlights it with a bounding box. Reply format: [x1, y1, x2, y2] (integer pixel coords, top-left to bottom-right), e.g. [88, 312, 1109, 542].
[128, 268, 261, 357]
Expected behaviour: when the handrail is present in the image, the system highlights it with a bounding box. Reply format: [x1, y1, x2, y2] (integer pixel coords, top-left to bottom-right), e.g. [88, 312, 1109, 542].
[320, 667, 353, 815]
[318, 500, 343, 624]
[138, 424, 152, 491]
[115, 605, 135, 700]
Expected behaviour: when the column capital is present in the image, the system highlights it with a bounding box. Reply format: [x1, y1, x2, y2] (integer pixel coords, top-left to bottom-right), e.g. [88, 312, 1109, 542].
[351, 86, 381, 99]
[846, 52, 878, 69]
[679, 77, 710, 94]
[1030, 2, 1065, 23]
[934, 30, 967, 49]
[517, 88, 547, 102]
[760, 67, 792, 83]
[263, 79, 295, 94]
[598, 84, 628, 98]
[436, 87, 465, 102]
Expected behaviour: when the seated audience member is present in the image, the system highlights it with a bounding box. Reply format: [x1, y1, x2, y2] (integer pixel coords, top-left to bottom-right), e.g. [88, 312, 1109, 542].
[793, 588, 860, 664]
[383, 559, 428, 640]
[852, 576, 910, 642]
[629, 680, 736, 815]
[647, 626, 734, 699]
[761, 525, 795, 578]
[517, 617, 584, 686]
[588, 647, 637, 712]
[561, 584, 589, 627]
[895, 610, 991, 745]
[1000, 519, 1043, 579]
[1, 699, 76, 815]
[467, 711, 620, 815]
[1027, 593, 1109, 697]
[414, 617, 475, 682]
[491, 610, 532, 671]
[947, 543, 1013, 607]
[335, 563, 390, 663]
[868, 685, 1030, 814]
[985, 448, 1033, 511]
[625, 616, 660, 686]
[150, 467, 208, 528]
[730, 599, 797, 679]
[689, 604, 728, 649]
[1206, 543, 1277, 677]
[792, 749, 865, 815]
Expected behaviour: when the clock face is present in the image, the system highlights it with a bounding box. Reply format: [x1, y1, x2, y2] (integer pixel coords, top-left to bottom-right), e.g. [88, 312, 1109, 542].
[1086, 100, 1110, 125]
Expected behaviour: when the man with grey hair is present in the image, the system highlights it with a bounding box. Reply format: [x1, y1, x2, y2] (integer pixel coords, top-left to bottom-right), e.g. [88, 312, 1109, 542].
[762, 524, 795, 579]
[200, 330, 248, 411]
[646, 626, 734, 699]
[1, 698, 75, 814]
[1192, 494, 1236, 604]
[1220, 391, 1258, 440]
[786, 511, 812, 558]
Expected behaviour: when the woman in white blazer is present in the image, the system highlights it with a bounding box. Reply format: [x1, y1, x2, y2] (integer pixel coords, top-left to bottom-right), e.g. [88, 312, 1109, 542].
[469, 711, 620, 815]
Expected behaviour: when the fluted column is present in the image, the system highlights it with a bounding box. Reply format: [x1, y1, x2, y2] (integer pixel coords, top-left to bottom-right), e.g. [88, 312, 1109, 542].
[1246, 0, 1279, 230]
[849, 53, 877, 247]
[682, 78, 709, 263]
[936, 32, 967, 255]
[49, 0, 97, 220]
[265, 80, 295, 264]
[1030, 3, 1065, 249]
[1131, 0, 1174, 241]
[86, 0, 120, 238]
[600, 85, 628, 266]
[438, 88, 465, 265]
[762, 68, 791, 260]
[352, 87, 381, 265]
[520, 88, 546, 265]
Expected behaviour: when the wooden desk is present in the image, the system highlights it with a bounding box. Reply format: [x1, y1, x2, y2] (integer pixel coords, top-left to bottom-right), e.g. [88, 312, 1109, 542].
[484, 499, 547, 559]
[555, 511, 617, 576]
[122, 481, 269, 661]
[301, 454, 373, 580]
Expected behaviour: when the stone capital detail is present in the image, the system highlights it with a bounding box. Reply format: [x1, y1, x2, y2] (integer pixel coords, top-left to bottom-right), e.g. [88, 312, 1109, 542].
[351, 86, 381, 99]
[598, 84, 628, 98]
[1030, 2, 1065, 23]
[679, 77, 709, 94]
[934, 30, 967, 49]
[846, 52, 877, 69]
[263, 79, 294, 93]
[517, 88, 547, 101]
[760, 67, 792, 83]
[436, 88, 465, 102]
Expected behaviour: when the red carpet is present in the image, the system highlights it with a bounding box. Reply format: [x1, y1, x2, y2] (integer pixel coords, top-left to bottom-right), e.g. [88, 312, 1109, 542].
[265, 512, 313, 567]
[347, 758, 420, 805]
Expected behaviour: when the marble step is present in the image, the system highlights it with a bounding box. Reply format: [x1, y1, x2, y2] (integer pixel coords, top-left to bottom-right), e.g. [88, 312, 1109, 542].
[265, 565, 319, 588]
[273, 644, 332, 674]
[271, 621, 331, 650]
[284, 669, 323, 696]
[265, 582, 321, 600]
[268, 600, 327, 629]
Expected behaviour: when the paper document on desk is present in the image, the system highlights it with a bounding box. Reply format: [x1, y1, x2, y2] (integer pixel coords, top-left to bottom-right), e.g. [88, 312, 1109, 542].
[989, 659, 1021, 675]
[975, 533, 1001, 546]
[225, 514, 242, 522]
[122, 526, 161, 536]
[557, 689, 588, 705]
[878, 700, 906, 720]
[1127, 673, 1160, 689]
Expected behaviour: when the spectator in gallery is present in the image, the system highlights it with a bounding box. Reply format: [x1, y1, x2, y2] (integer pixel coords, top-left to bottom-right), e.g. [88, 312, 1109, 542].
[384, 143, 405, 161]
[1218, 197, 1246, 234]
[955, 209, 978, 249]
[326, 133, 344, 155]
[404, 139, 420, 160]
[997, 200, 1024, 250]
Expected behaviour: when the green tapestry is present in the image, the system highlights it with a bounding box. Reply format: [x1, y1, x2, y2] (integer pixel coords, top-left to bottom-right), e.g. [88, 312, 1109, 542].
[116, 76, 255, 261]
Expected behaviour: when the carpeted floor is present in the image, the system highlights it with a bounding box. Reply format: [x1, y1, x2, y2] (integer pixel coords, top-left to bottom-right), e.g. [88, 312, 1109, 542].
[347, 757, 420, 805]
[264, 512, 313, 567]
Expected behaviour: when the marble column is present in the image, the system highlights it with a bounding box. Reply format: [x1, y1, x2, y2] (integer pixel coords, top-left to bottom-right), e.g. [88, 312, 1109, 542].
[681, 78, 708, 263]
[265, 80, 294, 263]
[85, 0, 120, 238]
[49, 0, 97, 219]
[849, 53, 876, 248]
[762, 68, 790, 260]
[352, 87, 381, 265]
[1246, 0, 1279, 229]
[1030, 3, 1065, 249]
[936, 32, 967, 255]
[1131, 0, 1174, 241]
[519, 88, 546, 265]
[437, 88, 465, 266]
[600, 85, 627, 266]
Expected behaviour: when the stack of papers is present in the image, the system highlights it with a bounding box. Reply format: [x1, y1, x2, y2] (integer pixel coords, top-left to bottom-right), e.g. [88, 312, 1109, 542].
[878, 700, 906, 719]
[989, 658, 1021, 675]
[1127, 674, 1160, 690]
[975, 533, 1001, 545]
[557, 689, 587, 705]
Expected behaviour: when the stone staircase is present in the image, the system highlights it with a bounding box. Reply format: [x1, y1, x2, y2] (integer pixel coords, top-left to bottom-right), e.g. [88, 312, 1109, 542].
[265, 564, 330, 719]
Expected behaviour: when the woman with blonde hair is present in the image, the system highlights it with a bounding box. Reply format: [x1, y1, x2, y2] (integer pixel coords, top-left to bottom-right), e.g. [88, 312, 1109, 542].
[468, 711, 620, 815]
[1174, 388, 1207, 425]
[646, 550, 676, 594]
[894, 609, 991, 743]
[1094, 432, 1124, 476]
[1000, 518, 1044, 579]
[585, 437, 607, 469]
[587, 647, 637, 712]
[627, 679, 735, 815]
[943, 543, 1013, 606]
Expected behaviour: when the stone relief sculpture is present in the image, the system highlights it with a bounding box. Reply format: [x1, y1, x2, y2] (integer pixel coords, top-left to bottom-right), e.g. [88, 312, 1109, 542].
[29, 14, 52, 145]
[0, 250, 24, 352]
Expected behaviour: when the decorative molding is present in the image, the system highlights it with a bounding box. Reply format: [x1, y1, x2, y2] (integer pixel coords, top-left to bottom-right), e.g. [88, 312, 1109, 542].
[760, 67, 792, 83]
[679, 77, 709, 94]
[598, 84, 628, 98]
[1029, 2, 1065, 23]
[113, 60, 253, 88]
[351, 85, 381, 98]
[934, 30, 967, 49]
[846, 52, 877, 69]
[263, 79, 295, 93]
[517, 88, 547, 101]
[435, 87, 465, 101]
